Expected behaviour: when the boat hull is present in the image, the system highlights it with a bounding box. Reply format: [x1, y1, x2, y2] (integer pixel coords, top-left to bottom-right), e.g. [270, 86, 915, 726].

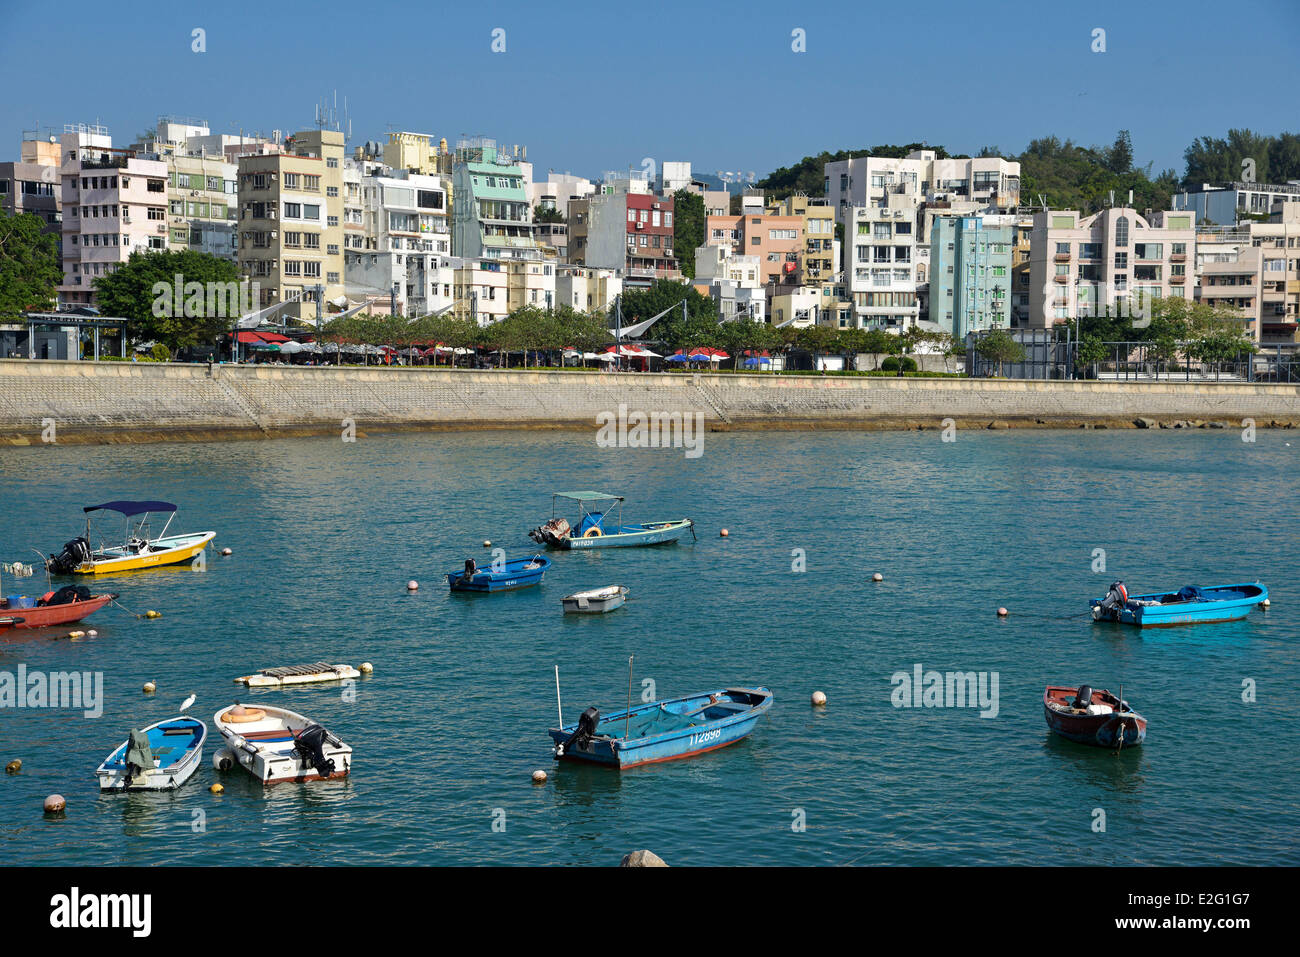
[214, 705, 352, 785]
[74, 532, 216, 575]
[550, 687, 771, 769]
[1090, 582, 1266, 627]
[96, 717, 206, 791]
[561, 587, 627, 613]
[0, 593, 114, 629]
[553, 520, 693, 550]
[1043, 687, 1146, 749]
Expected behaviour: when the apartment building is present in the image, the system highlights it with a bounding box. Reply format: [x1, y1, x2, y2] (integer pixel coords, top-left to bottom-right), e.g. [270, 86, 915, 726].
[57, 127, 170, 308]
[569, 190, 678, 287]
[1010, 219, 1034, 326]
[2, 135, 62, 240]
[1173, 180, 1300, 225]
[705, 192, 802, 287]
[451, 139, 549, 263]
[529, 172, 594, 220]
[1195, 205, 1300, 345]
[825, 150, 1021, 225]
[382, 131, 447, 175]
[845, 197, 922, 330]
[236, 129, 346, 322]
[451, 257, 555, 324]
[1028, 207, 1196, 328]
[929, 215, 1015, 339]
[555, 265, 621, 313]
[766, 194, 838, 284]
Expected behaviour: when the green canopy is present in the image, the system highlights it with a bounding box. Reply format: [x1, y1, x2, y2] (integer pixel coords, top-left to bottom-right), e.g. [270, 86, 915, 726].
[555, 491, 623, 502]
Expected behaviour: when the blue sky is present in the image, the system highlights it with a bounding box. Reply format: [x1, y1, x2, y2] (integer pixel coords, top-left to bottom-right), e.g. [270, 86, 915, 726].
[3, 0, 1297, 181]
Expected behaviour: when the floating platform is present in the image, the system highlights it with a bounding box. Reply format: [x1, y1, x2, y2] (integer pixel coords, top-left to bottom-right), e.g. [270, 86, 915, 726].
[235, 661, 361, 687]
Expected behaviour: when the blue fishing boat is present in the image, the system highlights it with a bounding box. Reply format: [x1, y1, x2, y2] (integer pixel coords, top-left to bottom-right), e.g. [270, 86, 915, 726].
[95, 716, 207, 791]
[529, 491, 694, 549]
[550, 687, 772, 768]
[1090, 580, 1267, 627]
[447, 554, 551, 592]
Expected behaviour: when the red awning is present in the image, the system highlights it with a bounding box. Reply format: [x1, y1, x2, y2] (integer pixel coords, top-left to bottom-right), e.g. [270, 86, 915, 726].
[234, 331, 290, 344]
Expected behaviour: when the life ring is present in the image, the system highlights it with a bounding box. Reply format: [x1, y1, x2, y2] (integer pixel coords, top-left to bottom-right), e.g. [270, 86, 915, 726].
[582, 526, 603, 538]
[223, 705, 266, 724]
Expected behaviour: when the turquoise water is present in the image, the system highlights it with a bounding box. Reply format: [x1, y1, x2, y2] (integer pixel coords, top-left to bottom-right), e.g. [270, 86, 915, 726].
[1, 428, 1296, 866]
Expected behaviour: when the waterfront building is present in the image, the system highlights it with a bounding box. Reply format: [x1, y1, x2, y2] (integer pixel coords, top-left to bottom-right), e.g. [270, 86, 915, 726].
[529, 172, 594, 221]
[845, 196, 922, 330]
[451, 257, 555, 324]
[452, 138, 551, 264]
[1194, 204, 1300, 346]
[568, 188, 678, 287]
[825, 150, 1021, 225]
[929, 215, 1015, 339]
[1028, 207, 1196, 328]
[57, 125, 169, 308]
[705, 190, 803, 288]
[2, 135, 62, 240]
[556, 265, 620, 313]
[1173, 180, 1300, 226]
[236, 129, 346, 322]
[382, 131, 447, 176]
[658, 161, 693, 195]
[1011, 218, 1034, 327]
[766, 194, 838, 284]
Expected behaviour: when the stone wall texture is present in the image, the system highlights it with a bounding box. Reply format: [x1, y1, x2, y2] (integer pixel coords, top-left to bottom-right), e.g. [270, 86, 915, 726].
[2, 359, 1298, 445]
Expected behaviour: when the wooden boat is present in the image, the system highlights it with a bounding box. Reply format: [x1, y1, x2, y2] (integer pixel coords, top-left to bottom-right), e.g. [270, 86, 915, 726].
[1043, 685, 1146, 749]
[1090, 580, 1267, 627]
[235, 661, 361, 688]
[561, 585, 628, 614]
[550, 687, 772, 769]
[213, 703, 352, 785]
[0, 588, 115, 629]
[530, 491, 694, 549]
[46, 501, 215, 575]
[96, 716, 207, 791]
[447, 555, 550, 592]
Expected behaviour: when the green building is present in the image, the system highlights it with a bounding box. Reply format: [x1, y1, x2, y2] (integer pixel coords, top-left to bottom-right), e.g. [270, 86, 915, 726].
[930, 215, 1013, 339]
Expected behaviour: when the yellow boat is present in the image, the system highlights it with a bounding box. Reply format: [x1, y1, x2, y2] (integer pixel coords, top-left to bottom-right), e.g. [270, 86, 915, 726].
[45, 501, 216, 575]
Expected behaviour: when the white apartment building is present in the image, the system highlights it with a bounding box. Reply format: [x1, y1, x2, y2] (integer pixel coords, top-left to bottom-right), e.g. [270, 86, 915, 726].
[1028, 207, 1197, 328]
[825, 150, 1021, 225]
[658, 161, 692, 195]
[451, 257, 556, 325]
[845, 197, 923, 330]
[58, 127, 170, 307]
[555, 265, 621, 313]
[694, 243, 761, 287]
[529, 172, 594, 219]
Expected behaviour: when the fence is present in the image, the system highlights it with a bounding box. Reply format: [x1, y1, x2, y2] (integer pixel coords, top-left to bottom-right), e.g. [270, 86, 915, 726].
[966, 331, 1270, 382]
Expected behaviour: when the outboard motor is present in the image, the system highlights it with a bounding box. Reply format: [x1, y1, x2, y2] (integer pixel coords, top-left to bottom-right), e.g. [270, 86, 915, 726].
[292, 724, 336, 778]
[1093, 581, 1128, 620]
[47, 537, 91, 575]
[556, 706, 600, 757]
[462, 558, 477, 580]
[1071, 685, 1094, 710]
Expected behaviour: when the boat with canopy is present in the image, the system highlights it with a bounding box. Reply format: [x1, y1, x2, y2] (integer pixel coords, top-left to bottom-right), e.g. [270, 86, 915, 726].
[45, 501, 215, 575]
[529, 491, 694, 549]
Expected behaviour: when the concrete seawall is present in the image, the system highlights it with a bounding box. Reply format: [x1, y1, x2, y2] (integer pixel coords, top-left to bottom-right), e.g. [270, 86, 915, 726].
[2, 359, 1298, 445]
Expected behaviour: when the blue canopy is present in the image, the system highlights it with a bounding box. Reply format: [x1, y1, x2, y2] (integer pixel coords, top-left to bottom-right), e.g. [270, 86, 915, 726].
[743, 356, 771, 367]
[665, 354, 691, 362]
[84, 501, 177, 516]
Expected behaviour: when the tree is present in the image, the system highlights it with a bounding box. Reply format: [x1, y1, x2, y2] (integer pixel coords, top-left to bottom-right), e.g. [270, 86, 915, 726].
[1075, 335, 1108, 378]
[672, 189, 706, 279]
[1106, 130, 1134, 174]
[0, 211, 60, 319]
[93, 249, 243, 351]
[619, 279, 716, 350]
[533, 204, 564, 224]
[974, 329, 1025, 377]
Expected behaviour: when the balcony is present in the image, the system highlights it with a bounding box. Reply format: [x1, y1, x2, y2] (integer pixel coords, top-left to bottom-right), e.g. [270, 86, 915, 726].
[1170, 274, 1185, 284]
[1054, 252, 1071, 263]
[1053, 274, 1069, 284]
[1171, 253, 1186, 263]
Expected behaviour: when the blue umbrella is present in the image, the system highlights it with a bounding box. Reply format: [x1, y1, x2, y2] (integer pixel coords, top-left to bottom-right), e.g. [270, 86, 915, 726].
[688, 352, 710, 361]
[666, 353, 691, 362]
[743, 356, 771, 367]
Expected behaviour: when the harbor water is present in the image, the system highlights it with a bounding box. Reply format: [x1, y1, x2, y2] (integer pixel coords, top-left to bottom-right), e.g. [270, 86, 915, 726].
[1, 428, 1296, 865]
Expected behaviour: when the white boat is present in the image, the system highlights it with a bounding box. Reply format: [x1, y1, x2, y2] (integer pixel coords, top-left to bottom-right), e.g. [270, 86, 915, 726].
[213, 703, 352, 785]
[95, 716, 206, 791]
[561, 585, 628, 614]
[235, 661, 361, 688]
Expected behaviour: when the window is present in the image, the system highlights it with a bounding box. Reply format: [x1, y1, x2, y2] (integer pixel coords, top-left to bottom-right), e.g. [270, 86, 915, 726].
[1079, 242, 1101, 259]
[1114, 252, 1128, 269]
[303, 175, 320, 191]
[284, 202, 302, 219]
[327, 216, 338, 227]
[284, 173, 299, 189]
[1056, 242, 1070, 255]
[284, 231, 301, 247]
[303, 262, 321, 278]
[1114, 215, 1128, 247]
[303, 204, 320, 219]
[665, 212, 672, 227]
[147, 180, 164, 193]
[1134, 243, 1162, 260]
[326, 158, 339, 168]
[283, 260, 302, 276]
[327, 186, 338, 197]
[303, 233, 320, 249]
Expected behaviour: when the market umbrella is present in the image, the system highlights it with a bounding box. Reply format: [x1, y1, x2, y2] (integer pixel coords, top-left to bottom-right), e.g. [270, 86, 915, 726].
[278, 340, 304, 354]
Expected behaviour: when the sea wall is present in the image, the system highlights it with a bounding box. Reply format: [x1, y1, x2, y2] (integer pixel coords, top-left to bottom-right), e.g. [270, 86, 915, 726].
[2, 359, 1298, 445]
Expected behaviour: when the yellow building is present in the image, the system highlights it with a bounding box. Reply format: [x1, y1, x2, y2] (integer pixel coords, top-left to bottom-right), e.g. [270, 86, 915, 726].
[236, 129, 346, 323]
[767, 194, 838, 283]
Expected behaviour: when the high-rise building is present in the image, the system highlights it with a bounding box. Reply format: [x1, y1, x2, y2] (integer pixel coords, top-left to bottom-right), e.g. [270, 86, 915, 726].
[929, 215, 1015, 339]
[451, 138, 550, 263]
[824, 150, 1021, 225]
[844, 196, 922, 330]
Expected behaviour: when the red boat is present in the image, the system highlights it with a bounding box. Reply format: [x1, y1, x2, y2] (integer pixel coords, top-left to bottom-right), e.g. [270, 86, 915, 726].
[1043, 685, 1147, 750]
[0, 591, 116, 629]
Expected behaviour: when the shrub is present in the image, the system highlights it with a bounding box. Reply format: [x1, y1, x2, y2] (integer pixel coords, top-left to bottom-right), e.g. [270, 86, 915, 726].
[880, 356, 917, 372]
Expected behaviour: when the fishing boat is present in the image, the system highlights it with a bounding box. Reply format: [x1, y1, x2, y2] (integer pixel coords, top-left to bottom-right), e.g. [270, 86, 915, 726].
[561, 585, 628, 614]
[1090, 580, 1267, 627]
[212, 703, 352, 785]
[235, 661, 361, 688]
[1043, 685, 1146, 749]
[550, 686, 772, 769]
[95, 716, 207, 791]
[45, 501, 215, 575]
[447, 555, 550, 592]
[530, 491, 694, 549]
[0, 584, 115, 630]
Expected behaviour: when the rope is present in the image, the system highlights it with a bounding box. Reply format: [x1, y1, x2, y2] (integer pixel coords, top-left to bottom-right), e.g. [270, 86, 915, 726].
[110, 597, 156, 620]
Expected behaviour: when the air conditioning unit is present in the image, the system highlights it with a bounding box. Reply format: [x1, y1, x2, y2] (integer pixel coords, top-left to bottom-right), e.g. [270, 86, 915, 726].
[270, 231, 277, 239]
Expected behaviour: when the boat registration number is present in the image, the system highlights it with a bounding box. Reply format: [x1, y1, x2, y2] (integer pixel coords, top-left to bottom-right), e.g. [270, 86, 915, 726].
[689, 728, 722, 748]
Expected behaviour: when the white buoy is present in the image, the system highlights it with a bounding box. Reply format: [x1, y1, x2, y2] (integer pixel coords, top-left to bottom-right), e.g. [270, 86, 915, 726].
[532, 770, 547, 784]
[1262, 598, 1270, 607]
[483, 540, 492, 547]
[212, 748, 235, 771]
[997, 607, 1009, 617]
[720, 529, 729, 537]
[142, 681, 156, 694]
[811, 691, 827, 707]
[872, 572, 883, 582]
[359, 662, 373, 674]
[220, 547, 232, 556]
[87, 629, 97, 637]
[406, 580, 419, 591]
[44, 794, 66, 814]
